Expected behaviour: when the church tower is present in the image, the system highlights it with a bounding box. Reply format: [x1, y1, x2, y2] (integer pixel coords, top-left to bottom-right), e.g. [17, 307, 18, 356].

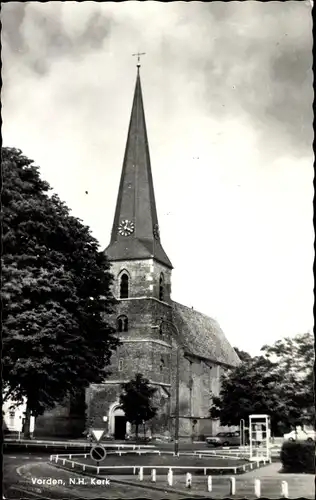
[86, 60, 174, 439]
[105, 59, 173, 297]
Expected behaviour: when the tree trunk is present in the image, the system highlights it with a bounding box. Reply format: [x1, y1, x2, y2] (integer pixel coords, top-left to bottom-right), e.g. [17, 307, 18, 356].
[143, 422, 146, 439]
[23, 400, 32, 439]
[135, 423, 139, 441]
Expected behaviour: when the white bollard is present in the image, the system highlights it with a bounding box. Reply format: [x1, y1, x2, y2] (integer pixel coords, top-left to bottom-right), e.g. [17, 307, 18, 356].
[186, 472, 192, 488]
[72, 462, 74, 468]
[254, 479, 261, 498]
[151, 469, 156, 482]
[207, 476, 212, 492]
[281, 481, 289, 498]
[167, 468, 173, 486]
[139, 467, 144, 481]
[230, 477, 236, 496]
[83, 465, 85, 471]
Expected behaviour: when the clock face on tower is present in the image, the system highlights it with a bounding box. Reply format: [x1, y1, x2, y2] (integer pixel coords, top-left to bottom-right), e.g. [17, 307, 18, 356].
[118, 219, 135, 236]
[153, 224, 160, 240]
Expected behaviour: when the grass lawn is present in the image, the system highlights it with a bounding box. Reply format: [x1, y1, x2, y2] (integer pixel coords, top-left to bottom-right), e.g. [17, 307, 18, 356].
[63, 453, 250, 475]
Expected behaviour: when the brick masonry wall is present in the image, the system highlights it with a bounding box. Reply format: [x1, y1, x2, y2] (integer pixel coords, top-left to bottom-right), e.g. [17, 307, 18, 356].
[34, 256, 225, 438]
[110, 259, 172, 302]
[34, 399, 85, 438]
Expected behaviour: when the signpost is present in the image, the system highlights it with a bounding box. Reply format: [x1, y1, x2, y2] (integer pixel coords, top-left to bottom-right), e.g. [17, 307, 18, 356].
[90, 445, 107, 466]
[90, 429, 105, 442]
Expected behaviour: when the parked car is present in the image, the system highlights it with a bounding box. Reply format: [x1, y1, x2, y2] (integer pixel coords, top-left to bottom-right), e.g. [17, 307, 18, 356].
[206, 431, 241, 447]
[283, 429, 315, 442]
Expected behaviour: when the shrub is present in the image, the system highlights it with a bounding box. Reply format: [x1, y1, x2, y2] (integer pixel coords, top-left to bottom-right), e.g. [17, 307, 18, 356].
[281, 441, 315, 473]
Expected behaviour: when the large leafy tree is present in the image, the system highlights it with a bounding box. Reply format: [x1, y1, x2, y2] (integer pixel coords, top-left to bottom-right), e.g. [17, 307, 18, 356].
[119, 373, 158, 440]
[2, 147, 119, 437]
[211, 333, 314, 435]
[233, 347, 252, 362]
[261, 333, 314, 428]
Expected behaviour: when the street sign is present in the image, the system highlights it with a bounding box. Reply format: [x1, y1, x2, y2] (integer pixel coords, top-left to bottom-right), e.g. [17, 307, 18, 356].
[90, 445, 107, 463]
[91, 429, 105, 442]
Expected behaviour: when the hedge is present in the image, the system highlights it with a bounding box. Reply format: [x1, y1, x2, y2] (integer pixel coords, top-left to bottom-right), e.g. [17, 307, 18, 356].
[281, 441, 315, 473]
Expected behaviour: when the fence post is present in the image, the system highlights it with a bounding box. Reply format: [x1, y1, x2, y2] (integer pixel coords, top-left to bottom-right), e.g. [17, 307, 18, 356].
[207, 476, 212, 492]
[167, 468, 173, 486]
[230, 477, 236, 496]
[254, 479, 261, 498]
[281, 481, 288, 498]
[139, 467, 144, 481]
[186, 472, 192, 488]
[151, 469, 156, 483]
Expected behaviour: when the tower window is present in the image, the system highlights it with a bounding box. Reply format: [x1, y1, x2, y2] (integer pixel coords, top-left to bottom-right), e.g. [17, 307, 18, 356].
[160, 357, 165, 372]
[118, 359, 124, 371]
[117, 315, 128, 333]
[120, 273, 129, 299]
[159, 273, 165, 301]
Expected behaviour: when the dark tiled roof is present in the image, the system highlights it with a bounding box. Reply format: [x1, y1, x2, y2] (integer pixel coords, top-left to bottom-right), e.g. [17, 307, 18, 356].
[105, 238, 172, 268]
[106, 67, 172, 269]
[172, 301, 240, 367]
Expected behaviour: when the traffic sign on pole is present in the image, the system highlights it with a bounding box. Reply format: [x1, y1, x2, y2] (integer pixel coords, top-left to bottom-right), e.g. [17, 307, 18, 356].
[90, 445, 107, 463]
[91, 429, 105, 442]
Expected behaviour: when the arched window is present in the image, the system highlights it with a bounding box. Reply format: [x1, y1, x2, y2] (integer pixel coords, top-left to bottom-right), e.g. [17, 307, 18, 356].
[117, 315, 128, 333]
[159, 273, 165, 301]
[120, 273, 129, 299]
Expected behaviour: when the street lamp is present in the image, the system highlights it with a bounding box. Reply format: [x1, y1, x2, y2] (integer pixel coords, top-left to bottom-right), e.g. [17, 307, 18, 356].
[151, 319, 180, 455]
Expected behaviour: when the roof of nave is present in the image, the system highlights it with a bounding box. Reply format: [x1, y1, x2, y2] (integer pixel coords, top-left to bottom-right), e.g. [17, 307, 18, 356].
[172, 301, 241, 368]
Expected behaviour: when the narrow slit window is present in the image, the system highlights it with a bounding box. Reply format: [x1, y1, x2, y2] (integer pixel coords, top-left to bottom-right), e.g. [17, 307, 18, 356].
[118, 359, 124, 371]
[159, 273, 164, 301]
[117, 315, 128, 333]
[160, 357, 165, 372]
[120, 273, 129, 299]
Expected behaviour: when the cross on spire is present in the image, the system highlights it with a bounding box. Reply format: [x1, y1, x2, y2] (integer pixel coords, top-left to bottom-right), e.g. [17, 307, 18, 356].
[132, 52, 146, 68]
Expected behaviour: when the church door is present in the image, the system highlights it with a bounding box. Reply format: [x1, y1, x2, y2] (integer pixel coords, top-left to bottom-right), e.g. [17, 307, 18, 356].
[114, 416, 127, 440]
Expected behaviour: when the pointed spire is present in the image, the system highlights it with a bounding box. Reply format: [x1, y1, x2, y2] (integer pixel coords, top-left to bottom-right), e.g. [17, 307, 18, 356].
[105, 65, 172, 269]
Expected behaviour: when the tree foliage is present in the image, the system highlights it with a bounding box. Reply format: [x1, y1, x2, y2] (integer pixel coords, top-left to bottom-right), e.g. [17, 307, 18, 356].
[211, 333, 314, 435]
[233, 347, 252, 362]
[2, 147, 119, 431]
[119, 373, 158, 439]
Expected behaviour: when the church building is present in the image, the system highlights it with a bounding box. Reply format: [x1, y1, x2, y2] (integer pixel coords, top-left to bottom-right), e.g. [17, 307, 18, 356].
[85, 61, 240, 440]
[34, 62, 240, 439]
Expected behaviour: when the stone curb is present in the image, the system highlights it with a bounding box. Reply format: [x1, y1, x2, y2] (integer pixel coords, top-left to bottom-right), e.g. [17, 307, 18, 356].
[52, 462, 206, 497]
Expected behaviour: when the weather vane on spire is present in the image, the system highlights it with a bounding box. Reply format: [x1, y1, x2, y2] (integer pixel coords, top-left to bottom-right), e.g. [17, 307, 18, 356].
[132, 52, 146, 68]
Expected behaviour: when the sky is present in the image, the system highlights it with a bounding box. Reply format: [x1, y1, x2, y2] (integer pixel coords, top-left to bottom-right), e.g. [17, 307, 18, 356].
[2, 1, 314, 356]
